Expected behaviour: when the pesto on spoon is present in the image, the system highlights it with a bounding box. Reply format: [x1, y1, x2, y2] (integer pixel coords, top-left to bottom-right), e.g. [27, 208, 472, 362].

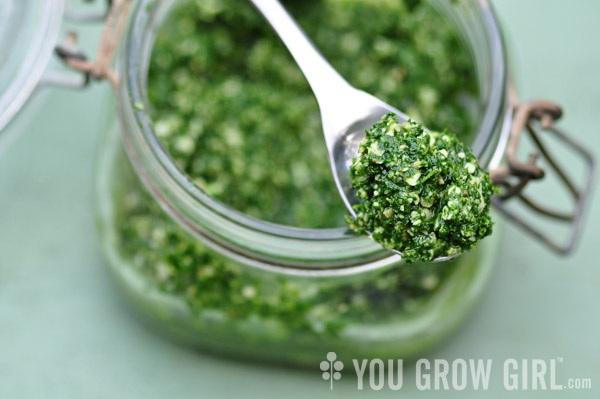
[347, 114, 497, 263]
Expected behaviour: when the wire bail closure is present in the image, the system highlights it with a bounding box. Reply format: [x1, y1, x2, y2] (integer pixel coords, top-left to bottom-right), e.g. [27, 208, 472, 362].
[54, 0, 131, 88]
[489, 98, 595, 254]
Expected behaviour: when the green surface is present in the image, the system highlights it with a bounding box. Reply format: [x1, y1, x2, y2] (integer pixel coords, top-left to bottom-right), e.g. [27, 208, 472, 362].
[0, 0, 599, 398]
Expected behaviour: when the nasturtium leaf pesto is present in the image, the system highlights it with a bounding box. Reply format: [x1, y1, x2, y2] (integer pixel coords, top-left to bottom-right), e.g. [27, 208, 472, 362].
[347, 114, 497, 262]
[111, 0, 482, 339]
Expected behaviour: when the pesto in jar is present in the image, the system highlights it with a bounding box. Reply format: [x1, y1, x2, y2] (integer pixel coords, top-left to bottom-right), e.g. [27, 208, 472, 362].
[113, 0, 482, 337]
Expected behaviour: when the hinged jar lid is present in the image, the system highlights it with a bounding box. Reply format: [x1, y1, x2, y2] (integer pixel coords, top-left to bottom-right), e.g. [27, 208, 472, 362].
[0, 0, 64, 134]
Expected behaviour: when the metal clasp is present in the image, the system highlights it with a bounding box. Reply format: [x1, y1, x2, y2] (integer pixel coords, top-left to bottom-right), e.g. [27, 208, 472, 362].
[52, 0, 131, 88]
[489, 98, 595, 254]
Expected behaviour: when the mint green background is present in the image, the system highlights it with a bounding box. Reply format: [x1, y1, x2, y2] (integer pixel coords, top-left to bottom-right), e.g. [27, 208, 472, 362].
[1, 1, 598, 397]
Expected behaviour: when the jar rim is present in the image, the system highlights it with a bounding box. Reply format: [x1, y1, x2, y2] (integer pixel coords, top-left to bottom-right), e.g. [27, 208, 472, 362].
[118, 0, 508, 274]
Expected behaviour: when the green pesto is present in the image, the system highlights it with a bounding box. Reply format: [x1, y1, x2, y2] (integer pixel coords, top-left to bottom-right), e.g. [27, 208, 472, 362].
[112, 0, 481, 337]
[147, 0, 477, 228]
[347, 114, 496, 262]
[113, 162, 456, 335]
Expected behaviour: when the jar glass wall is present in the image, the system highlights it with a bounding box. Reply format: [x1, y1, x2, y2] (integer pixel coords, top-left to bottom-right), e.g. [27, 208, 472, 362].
[96, 0, 508, 366]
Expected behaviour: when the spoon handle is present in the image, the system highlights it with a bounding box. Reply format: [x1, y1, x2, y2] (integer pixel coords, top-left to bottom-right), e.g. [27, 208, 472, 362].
[250, 0, 353, 104]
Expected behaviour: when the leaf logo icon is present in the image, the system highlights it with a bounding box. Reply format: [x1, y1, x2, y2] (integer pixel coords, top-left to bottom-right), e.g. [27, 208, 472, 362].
[320, 352, 344, 389]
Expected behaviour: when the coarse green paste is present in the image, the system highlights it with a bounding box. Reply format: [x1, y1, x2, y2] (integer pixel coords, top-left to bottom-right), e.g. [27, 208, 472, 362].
[347, 114, 496, 262]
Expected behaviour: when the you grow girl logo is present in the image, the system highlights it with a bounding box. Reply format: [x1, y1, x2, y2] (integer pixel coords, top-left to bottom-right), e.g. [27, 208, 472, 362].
[319, 353, 586, 392]
[320, 352, 344, 389]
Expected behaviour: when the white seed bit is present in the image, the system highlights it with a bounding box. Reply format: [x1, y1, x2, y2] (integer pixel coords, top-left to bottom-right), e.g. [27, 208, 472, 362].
[174, 135, 195, 154]
[424, 208, 434, 220]
[242, 285, 257, 299]
[405, 171, 421, 186]
[151, 228, 167, 243]
[383, 208, 395, 218]
[421, 274, 439, 290]
[155, 262, 172, 282]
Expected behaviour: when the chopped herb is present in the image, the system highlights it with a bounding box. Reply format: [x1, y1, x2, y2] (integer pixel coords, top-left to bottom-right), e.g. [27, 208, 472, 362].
[347, 114, 497, 262]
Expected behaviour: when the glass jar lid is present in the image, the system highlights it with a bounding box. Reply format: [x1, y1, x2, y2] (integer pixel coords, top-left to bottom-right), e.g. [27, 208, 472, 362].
[0, 0, 64, 135]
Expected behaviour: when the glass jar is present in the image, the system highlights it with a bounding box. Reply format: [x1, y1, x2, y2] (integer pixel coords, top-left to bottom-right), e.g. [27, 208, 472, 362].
[96, 0, 510, 366]
[0, 0, 64, 140]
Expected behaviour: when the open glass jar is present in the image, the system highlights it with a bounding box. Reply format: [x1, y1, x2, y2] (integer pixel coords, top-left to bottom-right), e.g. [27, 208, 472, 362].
[94, 0, 508, 366]
[81, 0, 592, 367]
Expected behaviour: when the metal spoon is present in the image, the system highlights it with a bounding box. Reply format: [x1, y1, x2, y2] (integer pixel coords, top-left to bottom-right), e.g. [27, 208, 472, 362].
[251, 0, 457, 262]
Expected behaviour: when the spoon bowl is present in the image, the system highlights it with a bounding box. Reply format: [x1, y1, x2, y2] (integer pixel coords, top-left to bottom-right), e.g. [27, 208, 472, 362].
[327, 93, 411, 216]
